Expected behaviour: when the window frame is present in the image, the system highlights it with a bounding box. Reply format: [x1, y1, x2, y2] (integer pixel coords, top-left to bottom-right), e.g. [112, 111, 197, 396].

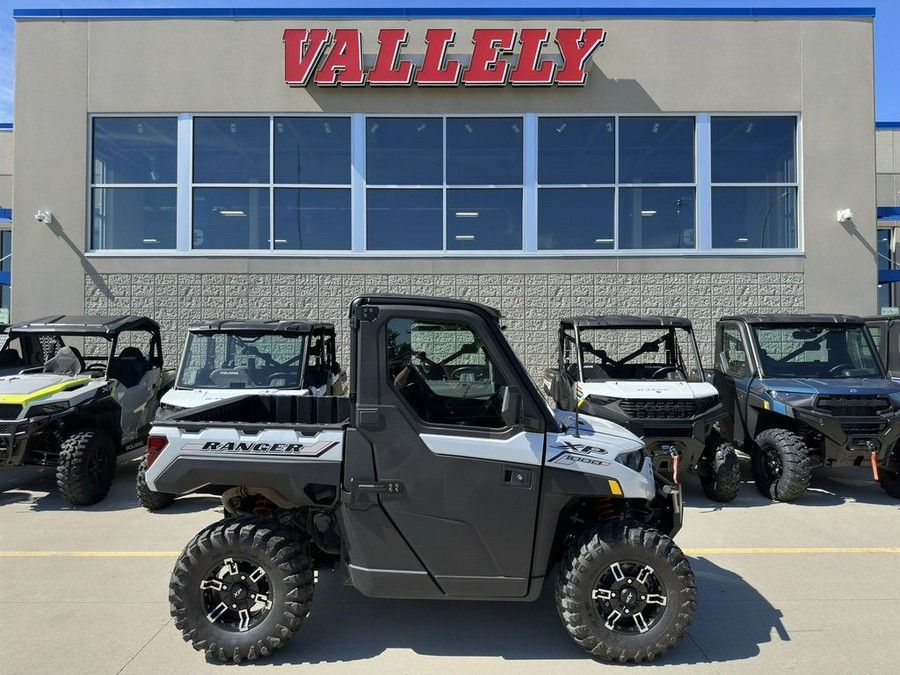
[85, 112, 803, 258]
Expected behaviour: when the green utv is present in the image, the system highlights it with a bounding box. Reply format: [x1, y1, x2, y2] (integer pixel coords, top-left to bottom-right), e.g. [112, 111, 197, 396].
[0, 315, 171, 505]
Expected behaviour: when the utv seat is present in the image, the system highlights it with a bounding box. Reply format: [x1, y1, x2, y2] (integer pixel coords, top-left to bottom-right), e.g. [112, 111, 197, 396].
[43, 346, 85, 377]
[108, 347, 148, 388]
[581, 363, 610, 381]
[0, 350, 23, 368]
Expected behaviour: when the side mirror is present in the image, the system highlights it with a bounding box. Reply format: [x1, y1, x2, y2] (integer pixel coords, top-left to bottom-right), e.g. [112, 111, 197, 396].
[704, 371, 716, 385]
[501, 386, 522, 427]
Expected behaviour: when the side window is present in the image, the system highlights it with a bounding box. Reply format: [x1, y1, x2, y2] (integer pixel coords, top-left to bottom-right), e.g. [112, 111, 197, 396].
[385, 316, 511, 429]
[720, 325, 751, 377]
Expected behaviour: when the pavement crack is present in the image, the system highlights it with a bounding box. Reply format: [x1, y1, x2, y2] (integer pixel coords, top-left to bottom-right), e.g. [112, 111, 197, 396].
[115, 617, 173, 675]
[687, 632, 721, 674]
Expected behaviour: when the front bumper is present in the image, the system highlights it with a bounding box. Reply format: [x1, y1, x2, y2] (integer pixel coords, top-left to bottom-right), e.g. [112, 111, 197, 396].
[652, 471, 683, 537]
[0, 420, 37, 466]
[791, 407, 900, 468]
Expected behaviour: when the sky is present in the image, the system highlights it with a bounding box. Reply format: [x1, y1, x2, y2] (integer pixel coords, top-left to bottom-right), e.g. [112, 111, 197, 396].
[0, 0, 898, 124]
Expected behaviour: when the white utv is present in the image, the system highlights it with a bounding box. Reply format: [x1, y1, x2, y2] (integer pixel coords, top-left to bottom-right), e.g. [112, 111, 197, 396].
[545, 316, 741, 502]
[0, 315, 169, 505]
[137, 320, 343, 510]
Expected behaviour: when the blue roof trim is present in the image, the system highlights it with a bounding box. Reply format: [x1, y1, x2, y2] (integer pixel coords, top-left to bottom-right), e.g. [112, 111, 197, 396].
[13, 6, 877, 20]
[879, 270, 900, 284]
[878, 207, 900, 221]
[0, 208, 11, 221]
[0, 271, 9, 286]
[876, 122, 900, 129]
[0, 123, 12, 130]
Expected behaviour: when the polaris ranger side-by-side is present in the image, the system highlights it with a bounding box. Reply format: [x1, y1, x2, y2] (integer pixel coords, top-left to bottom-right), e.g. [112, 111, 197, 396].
[0, 315, 170, 505]
[146, 296, 695, 663]
[137, 320, 344, 510]
[545, 316, 740, 502]
[714, 314, 900, 500]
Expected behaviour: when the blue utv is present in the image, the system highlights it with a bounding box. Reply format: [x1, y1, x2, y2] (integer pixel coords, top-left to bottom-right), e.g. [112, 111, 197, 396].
[714, 314, 900, 501]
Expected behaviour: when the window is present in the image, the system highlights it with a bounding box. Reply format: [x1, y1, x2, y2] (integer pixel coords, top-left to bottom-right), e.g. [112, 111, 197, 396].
[385, 317, 511, 429]
[720, 325, 750, 378]
[538, 117, 615, 250]
[754, 325, 881, 379]
[711, 117, 797, 249]
[91, 117, 177, 249]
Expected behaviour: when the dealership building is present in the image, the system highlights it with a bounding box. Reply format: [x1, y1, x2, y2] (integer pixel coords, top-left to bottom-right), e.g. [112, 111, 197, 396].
[8, 3, 884, 375]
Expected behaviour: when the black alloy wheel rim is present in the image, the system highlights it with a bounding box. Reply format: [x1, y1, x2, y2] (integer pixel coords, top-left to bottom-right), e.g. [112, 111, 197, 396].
[86, 445, 112, 489]
[761, 445, 783, 481]
[201, 557, 274, 632]
[591, 560, 668, 635]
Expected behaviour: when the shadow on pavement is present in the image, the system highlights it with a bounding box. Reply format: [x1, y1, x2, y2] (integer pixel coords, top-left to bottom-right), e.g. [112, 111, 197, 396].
[265, 557, 785, 666]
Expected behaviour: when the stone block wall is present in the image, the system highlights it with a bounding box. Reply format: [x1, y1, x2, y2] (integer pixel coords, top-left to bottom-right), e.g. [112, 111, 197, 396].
[85, 272, 804, 384]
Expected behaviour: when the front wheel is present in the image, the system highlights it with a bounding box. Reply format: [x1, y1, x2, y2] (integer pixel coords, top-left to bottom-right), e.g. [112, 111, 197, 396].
[169, 516, 314, 662]
[699, 442, 741, 502]
[136, 458, 176, 510]
[555, 522, 696, 663]
[752, 429, 813, 502]
[56, 429, 117, 506]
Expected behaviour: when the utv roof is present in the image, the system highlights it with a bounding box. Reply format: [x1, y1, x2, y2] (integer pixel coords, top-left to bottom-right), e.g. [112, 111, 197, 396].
[562, 315, 693, 329]
[352, 294, 503, 320]
[863, 315, 898, 323]
[8, 315, 160, 336]
[721, 314, 865, 325]
[188, 320, 335, 335]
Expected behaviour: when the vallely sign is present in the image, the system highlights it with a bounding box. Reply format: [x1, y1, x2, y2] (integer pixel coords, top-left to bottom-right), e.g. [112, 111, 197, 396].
[283, 27, 606, 87]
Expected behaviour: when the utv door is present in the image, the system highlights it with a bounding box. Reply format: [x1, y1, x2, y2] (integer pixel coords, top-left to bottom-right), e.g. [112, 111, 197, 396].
[348, 306, 545, 598]
[714, 322, 755, 444]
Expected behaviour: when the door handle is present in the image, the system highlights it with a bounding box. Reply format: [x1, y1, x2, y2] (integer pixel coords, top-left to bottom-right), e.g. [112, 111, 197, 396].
[501, 466, 532, 488]
[350, 478, 403, 495]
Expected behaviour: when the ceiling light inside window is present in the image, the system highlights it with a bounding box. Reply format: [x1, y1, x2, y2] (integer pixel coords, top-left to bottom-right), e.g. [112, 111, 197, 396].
[512, 123, 521, 134]
[229, 122, 237, 134]
[736, 237, 749, 243]
[416, 123, 426, 132]
[455, 235, 475, 240]
[594, 238, 614, 244]
[556, 123, 567, 133]
[220, 210, 246, 217]
[745, 122, 754, 133]
[464, 123, 473, 133]
[652, 123, 660, 134]
[370, 122, 379, 133]
[277, 122, 284, 133]
[606, 122, 613, 133]
[136, 122, 144, 134]
[455, 211, 479, 218]
[641, 210, 657, 216]
[142, 238, 159, 244]
[324, 122, 332, 134]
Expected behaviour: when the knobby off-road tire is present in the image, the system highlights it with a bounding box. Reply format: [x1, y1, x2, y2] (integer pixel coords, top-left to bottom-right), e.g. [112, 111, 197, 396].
[136, 457, 176, 510]
[56, 429, 117, 506]
[752, 429, 813, 502]
[879, 469, 900, 499]
[555, 522, 696, 663]
[170, 516, 314, 663]
[699, 442, 741, 503]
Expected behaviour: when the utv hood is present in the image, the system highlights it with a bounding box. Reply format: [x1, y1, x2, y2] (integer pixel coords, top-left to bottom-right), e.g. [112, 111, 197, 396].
[577, 380, 718, 400]
[0, 373, 92, 405]
[757, 377, 900, 397]
[553, 409, 644, 451]
[161, 386, 314, 410]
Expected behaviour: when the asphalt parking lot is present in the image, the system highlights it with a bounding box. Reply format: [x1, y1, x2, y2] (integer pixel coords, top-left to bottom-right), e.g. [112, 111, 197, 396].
[1, 460, 898, 675]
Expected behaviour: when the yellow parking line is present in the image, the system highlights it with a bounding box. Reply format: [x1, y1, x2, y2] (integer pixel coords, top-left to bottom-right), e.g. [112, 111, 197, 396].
[684, 547, 900, 554]
[0, 547, 898, 558]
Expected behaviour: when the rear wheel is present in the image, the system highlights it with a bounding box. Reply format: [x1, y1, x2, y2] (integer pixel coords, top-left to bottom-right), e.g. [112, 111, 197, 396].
[752, 429, 813, 502]
[169, 516, 313, 662]
[555, 522, 696, 663]
[136, 458, 176, 510]
[56, 429, 117, 506]
[699, 442, 741, 502]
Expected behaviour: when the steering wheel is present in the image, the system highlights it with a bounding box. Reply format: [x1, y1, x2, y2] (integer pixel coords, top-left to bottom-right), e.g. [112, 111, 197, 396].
[827, 363, 854, 376]
[266, 372, 296, 386]
[84, 363, 107, 373]
[451, 366, 485, 381]
[650, 366, 678, 380]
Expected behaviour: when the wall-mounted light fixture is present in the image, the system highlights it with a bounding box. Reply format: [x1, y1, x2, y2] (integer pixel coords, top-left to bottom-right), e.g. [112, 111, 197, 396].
[34, 210, 52, 224]
[837, 208, 854, 223]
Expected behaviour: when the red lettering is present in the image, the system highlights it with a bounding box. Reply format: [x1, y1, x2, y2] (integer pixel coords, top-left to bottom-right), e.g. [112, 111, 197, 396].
[509, 28, 556, 85]
[283, 28, 331, 86]
[415, 28, 462, 85]
[368, 28, 416, 86]
[555, 28, 606, 86]
[462, 28, 517, 85]
[314, 29, 365, 86]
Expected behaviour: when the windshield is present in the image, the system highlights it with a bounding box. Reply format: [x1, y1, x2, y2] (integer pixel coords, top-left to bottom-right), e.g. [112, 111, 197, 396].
[753, 325, 883, 379]
[575, 326, 704, 382]
[177, 332, 308, 389]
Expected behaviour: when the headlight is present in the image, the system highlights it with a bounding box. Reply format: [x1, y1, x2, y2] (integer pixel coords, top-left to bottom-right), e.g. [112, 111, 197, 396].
[615, 449, 645, 472]
[768, 390, 814, 406]
[27, 401, 70, 416]
[695, 395, 720, 413]
[586, 394, 619, 407]
[156, 403, 186, 417]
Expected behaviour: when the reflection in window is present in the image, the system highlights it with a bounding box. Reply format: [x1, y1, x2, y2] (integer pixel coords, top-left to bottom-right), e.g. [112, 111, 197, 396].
[538, 188, 614, 249]
[192, 188, 270, 249]
[712, 117, 795, 183]
[193, 117, 269, 184]
[367, 189, 442, 250]
[618, 187, 696, 250]
[619, 117, 694, 184]
[274, 117, 351, 185]
[447, 189, 522, 250]
[711, 187, 797, 248]
[447, 118, 523, 185]
[538, 117, 615, 185]
[92, 118, 177, 184]
[367, 118, 443, 185]
[385, 316, 510, 428]
[274, 188, 351, 250]
[92, 188, 177, 249]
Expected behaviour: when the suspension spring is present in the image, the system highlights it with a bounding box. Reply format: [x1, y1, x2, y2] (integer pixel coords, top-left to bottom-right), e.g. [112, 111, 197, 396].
[252, 495, 275, 517]
[595, 496, 616, 522]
